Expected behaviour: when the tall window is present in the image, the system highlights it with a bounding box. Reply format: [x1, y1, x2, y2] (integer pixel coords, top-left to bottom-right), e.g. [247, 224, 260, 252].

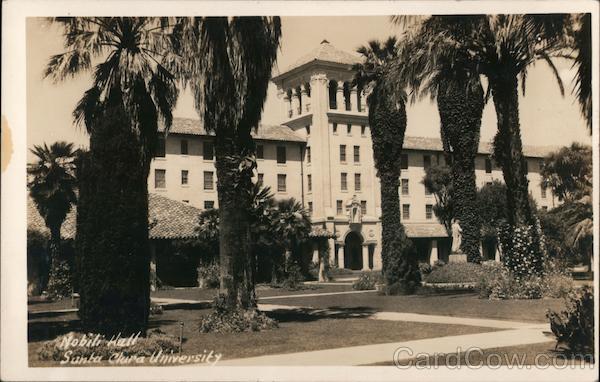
[524, 160, 529, 174]
[277, 174, 287, 192]
[423, 155, 431, 170]
[361, 125, 366, 136]
[354, 173, 361, 191]
[336, 200, 343, 215]
[307, 174, 312, 192]
[256, 144, 264, 159]
[257, 173, 264, 187]
[155, 169, 166, 188]
[347, 124, 352, 135]
[541, 185, 547, 199]
[306, 125, 311, 135]
[353, 146, 360, 163]
[339, 145, 346, 162]
[204, 200, 214, 209]
[306, 146, 311, 163]
[203, 141, 214, 160]
[180, 139, 188, 155]
[333, 123, 338, 134]
[203, 171, 214, 190]
[400, 154, 409, 169]
[361, 201, 367, 215]
[341, 173, 348, 191]
[402, 204, 410, 220]
[425, 184, 432, 196]
[277, 146, 287, 164]
[155, 136, 165, 157]
[181, 170, 188, 185]
[401, 178, 409, 195]
[485, 158, 492, 173]
[308, 202, 313, 215]
[426, 204, 433, 220]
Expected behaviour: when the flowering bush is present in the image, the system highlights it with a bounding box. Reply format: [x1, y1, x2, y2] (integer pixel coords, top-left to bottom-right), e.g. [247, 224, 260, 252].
[425, 262, 483, 284]
[498, 222, 544, 279]
[352, 272, 382, 290]
[546, 286, 594, 361]
[197, 262, 219, 289]
[46, 259, 72, 300]
[199, 295, 278, 333]
[477, 261, 573, 299]
[37, 329, 179, 361]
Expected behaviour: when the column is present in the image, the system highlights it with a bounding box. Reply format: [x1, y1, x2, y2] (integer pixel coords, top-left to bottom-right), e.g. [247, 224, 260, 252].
[336, 83, 345, 110]
[362, 244, 370, 271]
[479, 241, 484, 260]
[327, 237, 336, 266]
[350, 86, 358, 112]
[284, 91, 291, 119]
[362, 89, 369, 113]
[372, 245, 382, 270]
[429, 239, 439, 266]
[291, 92, 300, 117]
[312, 245, 319, 264]
[495, 244, 501, 262]
[302, 85, 311, 113]
[150, 242, 157, 292]
[337, 244, 345, 269]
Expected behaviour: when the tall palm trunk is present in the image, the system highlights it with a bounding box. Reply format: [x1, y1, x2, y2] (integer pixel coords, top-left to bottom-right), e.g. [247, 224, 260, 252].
[45, 225, 71, 298]
[214, 133, 256, 311]
[491, 74, 544, 276]
[437, 77, 484, 263]
[77, 102, 151, 336]
[491, 76, 535, 227]
[369, 84, 419, 293]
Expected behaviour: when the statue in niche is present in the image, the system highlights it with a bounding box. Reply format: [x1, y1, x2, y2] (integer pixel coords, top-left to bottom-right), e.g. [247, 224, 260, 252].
[451, 218, 463, 253]
[347, 195, 362, 224]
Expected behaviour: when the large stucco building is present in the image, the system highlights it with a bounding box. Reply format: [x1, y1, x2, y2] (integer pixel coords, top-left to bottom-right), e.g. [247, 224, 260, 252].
[149, 40, 557, 271]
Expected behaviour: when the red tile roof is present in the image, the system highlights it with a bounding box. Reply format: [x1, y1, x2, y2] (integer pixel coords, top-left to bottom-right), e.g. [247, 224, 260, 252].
[28, 194, 201, 240]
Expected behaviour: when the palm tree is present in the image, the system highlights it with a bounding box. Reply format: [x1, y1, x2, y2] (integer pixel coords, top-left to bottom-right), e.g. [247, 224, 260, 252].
[353, 38, 420, 293]
[28, 141, 78, 298]
[171, 17, 281, 311]
[541, 143, 592, 203]
[273, 197, 312, 269]
[393, 16, 486, 263]
[46, 17, 179, 335]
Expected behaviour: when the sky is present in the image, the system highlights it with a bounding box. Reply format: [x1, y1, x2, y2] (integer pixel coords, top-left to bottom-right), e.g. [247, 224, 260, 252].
[26, 16, 591, 160]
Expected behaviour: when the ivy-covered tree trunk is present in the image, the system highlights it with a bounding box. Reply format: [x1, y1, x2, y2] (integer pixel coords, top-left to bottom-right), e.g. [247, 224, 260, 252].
[368, 84, 420, 294]
[437, 77, 484, 263]
[45, 226, 72, 299]
[214, 132, 256, 311]
[491, 75, 544, 276]
[76, 104, 151, 336]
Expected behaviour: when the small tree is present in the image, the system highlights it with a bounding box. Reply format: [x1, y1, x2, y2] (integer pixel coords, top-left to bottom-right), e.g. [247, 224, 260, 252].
[28, 142, 78, 299]
[422, 165, 454, 233]
[541, 143, 592, 203]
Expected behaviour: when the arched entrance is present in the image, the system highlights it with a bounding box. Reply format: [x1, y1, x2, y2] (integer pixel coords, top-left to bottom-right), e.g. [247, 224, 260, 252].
[344, 231, 363, 270]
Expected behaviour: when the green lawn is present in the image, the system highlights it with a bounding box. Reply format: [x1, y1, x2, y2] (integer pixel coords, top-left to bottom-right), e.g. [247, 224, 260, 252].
[29, 307, 499, 367]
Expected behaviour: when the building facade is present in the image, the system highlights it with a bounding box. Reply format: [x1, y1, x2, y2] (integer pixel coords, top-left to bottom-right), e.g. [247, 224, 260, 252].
[149, 40, 557, 270]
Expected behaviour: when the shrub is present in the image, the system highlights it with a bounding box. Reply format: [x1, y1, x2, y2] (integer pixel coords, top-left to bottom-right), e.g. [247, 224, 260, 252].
[418, 262, 432, 278]
[546, 286, 594, 361]
[352, 272, 382, 290]
[37, 329, 179, 362]
[197, 262, 219, 289]
[477, 262, 574, 300]
[149, 302, 163, 315]
[199, 295, 278, 333]
[279, 263, 305, 290]
[425, 262, 482, 284]
[46, 259, 72, 300]
[498, 222, 544, 279]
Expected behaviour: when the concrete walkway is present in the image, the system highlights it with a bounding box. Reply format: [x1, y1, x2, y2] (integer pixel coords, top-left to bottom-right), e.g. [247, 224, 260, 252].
[217, 326, 554, 366]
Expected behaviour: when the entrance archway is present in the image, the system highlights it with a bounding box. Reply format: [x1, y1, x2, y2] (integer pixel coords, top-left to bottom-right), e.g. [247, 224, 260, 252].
[344, 231, 363, 270]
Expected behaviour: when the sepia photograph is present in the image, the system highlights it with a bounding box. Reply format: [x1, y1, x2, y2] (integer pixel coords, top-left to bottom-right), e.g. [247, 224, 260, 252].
[1, 1, 598, 381]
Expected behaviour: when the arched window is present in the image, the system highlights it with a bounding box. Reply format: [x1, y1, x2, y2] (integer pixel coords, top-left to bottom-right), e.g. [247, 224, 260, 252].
[329, 80, 338, 109]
